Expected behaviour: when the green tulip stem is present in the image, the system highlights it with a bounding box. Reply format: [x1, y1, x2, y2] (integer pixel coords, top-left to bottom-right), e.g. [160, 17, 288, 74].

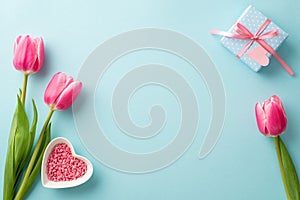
[21, 74, 29, 105]
[14, 109, 54, 200]
[274, 136, 290, 200]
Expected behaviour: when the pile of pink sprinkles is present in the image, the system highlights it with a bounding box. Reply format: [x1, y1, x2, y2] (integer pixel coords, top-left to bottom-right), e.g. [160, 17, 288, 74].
[47, 143, 87, 182]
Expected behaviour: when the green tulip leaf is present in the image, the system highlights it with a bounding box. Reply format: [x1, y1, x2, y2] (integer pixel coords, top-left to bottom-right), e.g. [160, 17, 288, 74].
[3, 96, 30, 200]
[278, 136, 300, 200]
[28, 100, 38, 157]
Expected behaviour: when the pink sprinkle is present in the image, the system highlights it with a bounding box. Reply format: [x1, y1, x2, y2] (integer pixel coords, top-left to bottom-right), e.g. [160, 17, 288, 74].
[47, 143, 88, 182]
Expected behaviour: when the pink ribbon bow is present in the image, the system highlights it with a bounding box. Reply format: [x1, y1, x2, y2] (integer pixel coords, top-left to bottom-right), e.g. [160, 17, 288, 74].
[211, 19, 294, 76]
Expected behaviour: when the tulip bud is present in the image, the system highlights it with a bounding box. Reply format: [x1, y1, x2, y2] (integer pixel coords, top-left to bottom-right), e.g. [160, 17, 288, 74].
[255, 95, 287, 136]
[13, 35, 44, 74]
[44, 72, 82, 110]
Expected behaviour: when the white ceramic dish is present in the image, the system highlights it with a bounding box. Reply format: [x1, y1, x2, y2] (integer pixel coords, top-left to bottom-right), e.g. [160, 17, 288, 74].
[41, 137, 93, 188]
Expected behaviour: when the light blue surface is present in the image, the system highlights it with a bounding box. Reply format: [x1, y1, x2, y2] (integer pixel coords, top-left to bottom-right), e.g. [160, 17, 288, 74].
[0, 0, 300, 199]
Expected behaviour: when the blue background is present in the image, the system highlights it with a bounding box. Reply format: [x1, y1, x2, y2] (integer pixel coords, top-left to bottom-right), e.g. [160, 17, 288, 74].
[1, 0, 300, 199]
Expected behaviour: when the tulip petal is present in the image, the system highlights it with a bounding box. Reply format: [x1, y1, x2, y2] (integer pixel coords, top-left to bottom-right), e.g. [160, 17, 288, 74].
[14, 35, 22, 51]
[30, 37, 44, 74]
[271, 95, 286, 114]
[27, 38, 44, 74]
[255, 103, 268, 135]
[55, 81, 82, 110]
[25, 39, 37, 72]
[44, 72, 74, 107]
[264, 99, 287, 136]
[13, 36, 32, 71]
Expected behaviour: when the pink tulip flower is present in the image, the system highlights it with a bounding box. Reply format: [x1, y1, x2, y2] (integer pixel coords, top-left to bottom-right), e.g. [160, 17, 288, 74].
[255, 95, 287, 136]
[13, 35, 44, 74]
[44, 72, 82, 110]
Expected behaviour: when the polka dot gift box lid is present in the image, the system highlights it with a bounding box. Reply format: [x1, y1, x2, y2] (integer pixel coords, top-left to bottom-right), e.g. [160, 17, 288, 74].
[217, 5, 289, 72]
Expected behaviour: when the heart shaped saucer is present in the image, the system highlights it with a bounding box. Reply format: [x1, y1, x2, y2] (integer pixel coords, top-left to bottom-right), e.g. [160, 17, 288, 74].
[41, 137, 93, 188]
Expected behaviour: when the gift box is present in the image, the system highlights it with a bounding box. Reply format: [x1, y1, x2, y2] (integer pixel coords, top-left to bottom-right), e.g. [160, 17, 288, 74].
[216, 5, 289, 72]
